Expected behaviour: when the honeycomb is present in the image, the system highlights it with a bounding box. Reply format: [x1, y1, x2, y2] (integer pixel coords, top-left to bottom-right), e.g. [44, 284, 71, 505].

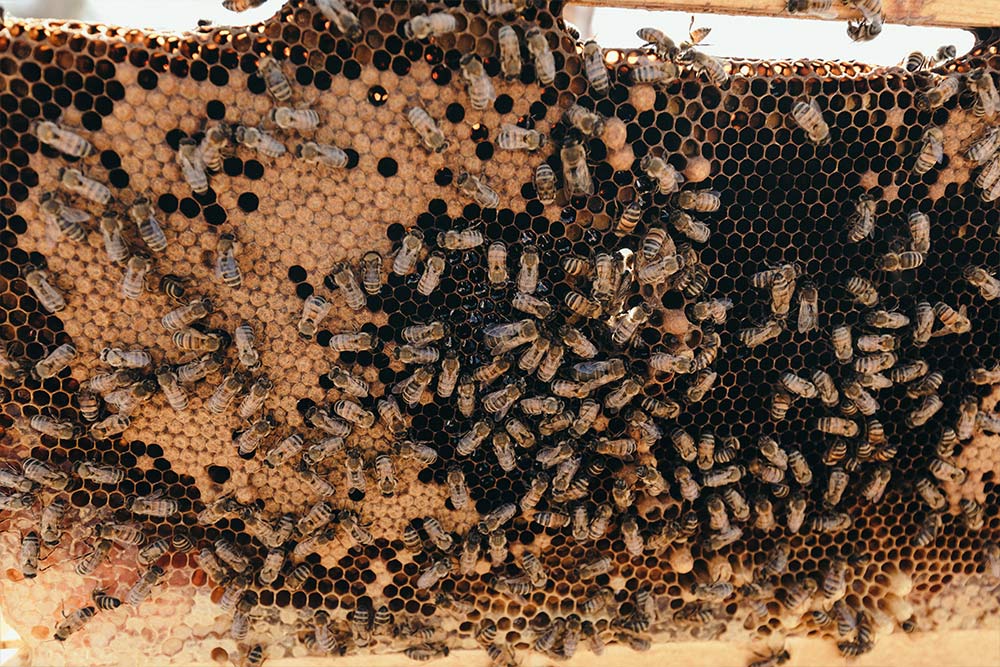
[0, 1, 998, 665]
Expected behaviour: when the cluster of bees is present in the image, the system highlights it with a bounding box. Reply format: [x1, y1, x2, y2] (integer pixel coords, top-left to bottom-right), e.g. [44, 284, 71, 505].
[1, 0, 999, 665]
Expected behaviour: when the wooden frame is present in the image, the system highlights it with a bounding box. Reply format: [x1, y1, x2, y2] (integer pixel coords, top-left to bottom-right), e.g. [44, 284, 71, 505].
[568, 0, 1000, 28]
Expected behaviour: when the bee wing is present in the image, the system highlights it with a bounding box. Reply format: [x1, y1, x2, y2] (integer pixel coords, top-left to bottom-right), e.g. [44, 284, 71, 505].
[63, 206, 92, 224]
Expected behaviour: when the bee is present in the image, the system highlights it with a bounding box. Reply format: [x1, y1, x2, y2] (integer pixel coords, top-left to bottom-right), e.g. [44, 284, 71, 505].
[18, 267, 65, 315]
[125, 197, 168, 253]
[39, 192, 88, 242]
[495, 25, 524, 81]
[683, 369, 716, 403]
[459, 54, 496, 110]
[678, 190, 721, 213]
[864, 309, 910, 330]
[496, 123, 547, 152]
[338, 509, 374, 547]
[59, 167, 111, 206]
[820, 466, 849, 507]
[341, 449, 368, 498]
[561, 138, 594, 198]
[161, 297, 212, 332]
[668, 210, 710, 244]
[136, 535, 171, 566]
[156, 274, 188, 303]
[366, 403, 402, 442]
[777, 372, 816, 399]
[490, 431, 516, 472]
[198, 123, 231, 172]
[955, 396, 979, 440]
[844, 193, 878, 243]
[175, 352, 224, 384]
[330, 399, 373, 429]
[214, 233, 243, 288]
[401, 107, 450, 156]
[691, 581, 734, 602]
[259, 432, 302, 469]
[963, 265, 1000, 300]
[53, 605, 97, 641]
[790, 98, 830, 145]
[32, 120, 93, 157]
[786, 0, 837, 16]
[740, 319, 783, 348]
[933, 301, 971, 334]
[754, 439, 788, 476]
[479, 503, 517, 535]
[911, 125, 947, 175]
[172, 327, 225, 355]
[636, 396, 679, 422]
[328, 330, 374, 353]
[750, 456, 786, 484]
[880, 250, 925, 272]
[929, 454, 967, 483]
[27, 414, 81, 441]
[577, 554, 612, 580]
[912, 512, 944, 547]
[74, 538, 113, 577]
[524, 26, 556, 86]
[370, 454, 397, 497]
[314, 0, 361, 38]
[73, 460, 125, 486]
[279, 561, 312, 591]
[229, 326, 261, 376]
[92, 522, 144, 548]
[456, 170, 500, 208]
[31, 341, 77, 380]
[905, 394, 943, 428]
[677, 47, 729, 86]
[269, 107, 319, 132]
[255, 55, 291, 101]
[235, 125, 286, 158]
[125, 564, 164, 606]
[404, 11, 457, 39]
[89, 413, 130, 439]
[692, 298, 733, 326]
[916, 72, 962, 110]
[965, 126, 1000, 164]
[326, 264, 365, 313]
[204, 371, 244, 414]
[127, 489, 180, 518]
[901, 211, 933, 256]
[176, 139, 208, 194]
[295, 140, 348, 168]
[578, 38, 612, 96]
[194, 549, 233, 586]
[237, 375, 274, 419]
[416, 556, 453, 590]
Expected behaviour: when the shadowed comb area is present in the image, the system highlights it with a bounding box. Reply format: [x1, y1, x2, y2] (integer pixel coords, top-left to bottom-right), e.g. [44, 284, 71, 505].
[0, 3, 998, 666]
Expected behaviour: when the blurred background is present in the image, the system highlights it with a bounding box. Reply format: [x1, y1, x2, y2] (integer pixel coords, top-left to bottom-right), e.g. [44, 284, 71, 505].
[1, 0, 975, 64]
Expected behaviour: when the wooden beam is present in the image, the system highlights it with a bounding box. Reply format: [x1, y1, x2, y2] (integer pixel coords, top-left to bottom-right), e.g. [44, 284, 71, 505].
[568, 0, 1000, 29]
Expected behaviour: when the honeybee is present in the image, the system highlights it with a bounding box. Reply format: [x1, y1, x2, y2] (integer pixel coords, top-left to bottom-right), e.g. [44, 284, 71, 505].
[866, 309, 910, 329]
[668, 210, 710, 244]
[913, 512, 943, 547]
[233, 417, 271, 457]
[400, 107, 450, 156]
[27, 413, 81, 441]
[677, 47, 729, 86]
[614, 196, 645, 237]
[269, 107, 319, 132]
[28, 343, 73, 383]
[416, 556, 453, 590]
[24, 267, 65, 313]
[965, 126, 1000, 164]
[963, 265, 1000, 300]
[235, 125, 286, 158]
[777, 372, 817, 399]
[495, 25, 524, 81]
[198, 123, 231, 172]
[456, 170, 500, 208]
[929, 455, 967, 484]
[484, 382, 523, 421]
[860, 464, 892, 503]
[39, 192, 88, 242]
[842, 380, 879, 416]
[214, 233, 242, 288]
[314, 0, 362, 38]
[176, 140, 208, 194]
[32, 120, 93, 157]
[810, 511, 852, 534]
[846, 193, 877, 242]
[959, 498, 985, 530]
[902, 210, 932, 255]
[496, 123, 547, 152]
[504, 417, 535, 449]
[822, 467, 849, 507]
[582, 39, 611, 96]
[53, 605, 97, 641]
[604, 376, 643, 411]
[740, 319, 783, 347]
[677, 190, 721, 214]
[479, 503, 517, 535]
[90, 414, 131, 439]
[916, 72, 962, 110]
[913, 126, 945, 174]
[636, 253, 685, 286]
[161, 297, 212, 332]
[552, 139, 593, 201]
[880, 250, 925, 272]
[791, 98, 830, 145]
[59, 167, 111, 206]
[255, 55, 292, 101]
[295, 141, 348, 168]
[404, 11, 457, 40]
[933, 301, 971, 334]
[562, 106, 605, 140]
[786, 0, 837, 17]
[459, 54, 496, 110]
[524, 27, 556, 86]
